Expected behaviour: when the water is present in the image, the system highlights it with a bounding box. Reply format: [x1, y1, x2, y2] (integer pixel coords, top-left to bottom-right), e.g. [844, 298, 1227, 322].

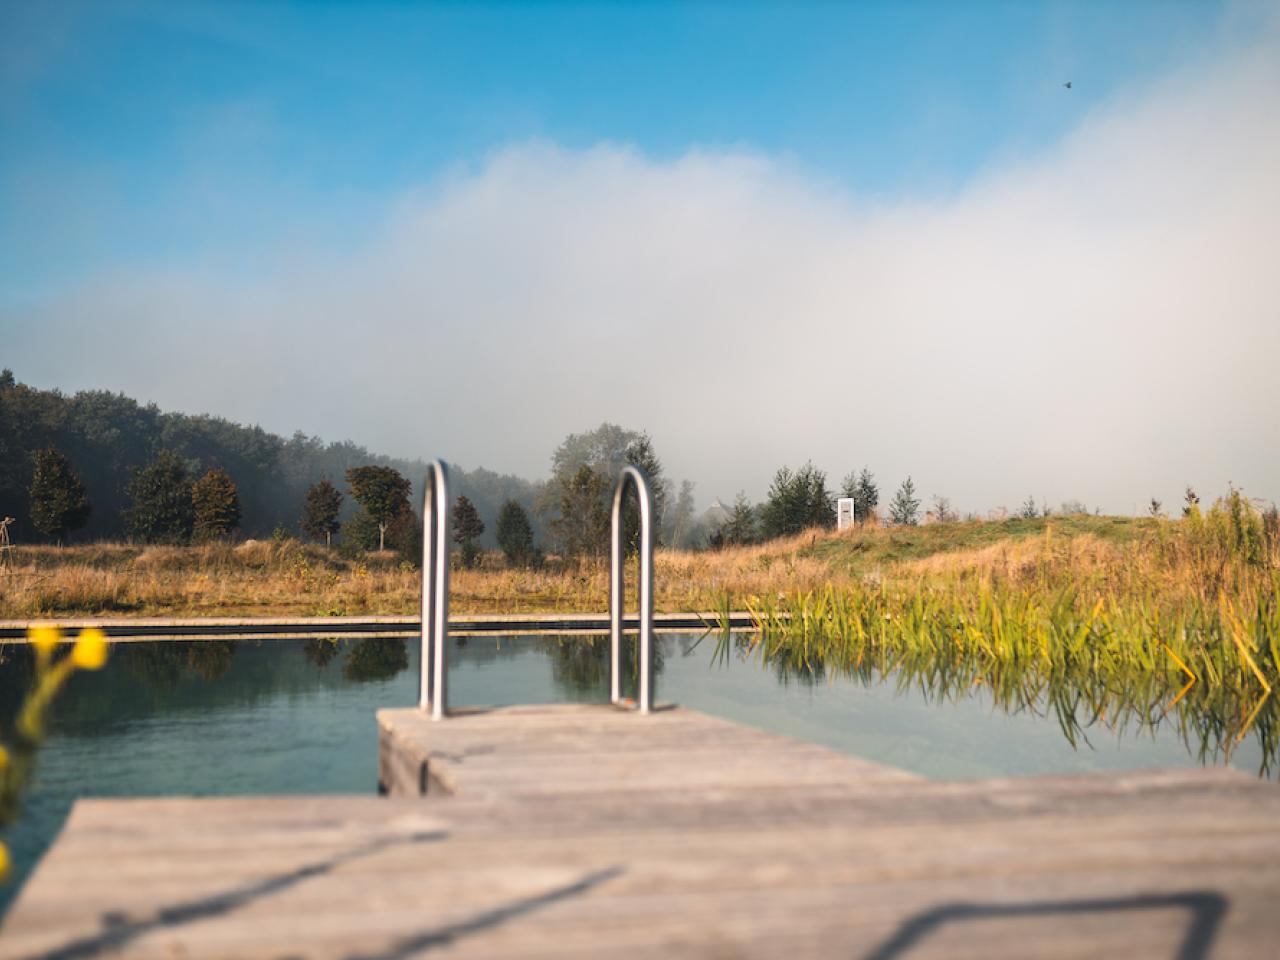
[0, 633, 1268, 914]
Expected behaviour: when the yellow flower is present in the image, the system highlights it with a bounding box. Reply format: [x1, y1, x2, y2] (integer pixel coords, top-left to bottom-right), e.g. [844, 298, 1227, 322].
[0, 841, 9, 882]
[71, 629, 108, 671]
[0, 744, 8, 770]
[28, 625, 61, 659]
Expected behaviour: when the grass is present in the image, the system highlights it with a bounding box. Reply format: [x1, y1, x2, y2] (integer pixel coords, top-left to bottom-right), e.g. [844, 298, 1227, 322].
[3, 498, 1276, 698]
[0, 509, 1269, 619]
[3, 497, 1277, 767]
[716, 494, 1280, 763]
[0, 514, 1149, 619]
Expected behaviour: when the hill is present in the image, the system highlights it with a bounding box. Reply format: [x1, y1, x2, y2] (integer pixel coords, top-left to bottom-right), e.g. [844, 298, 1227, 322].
[0, 370, 541, 547]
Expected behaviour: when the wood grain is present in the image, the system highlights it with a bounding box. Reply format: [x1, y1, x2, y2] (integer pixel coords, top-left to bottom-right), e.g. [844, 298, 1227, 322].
[2, 705, 1275, 959]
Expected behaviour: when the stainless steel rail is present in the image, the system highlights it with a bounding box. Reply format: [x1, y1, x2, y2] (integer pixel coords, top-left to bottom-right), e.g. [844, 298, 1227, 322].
[418, 459, 452, 719]
[417, 458, 655, 718]
[609, 465, 656, 714]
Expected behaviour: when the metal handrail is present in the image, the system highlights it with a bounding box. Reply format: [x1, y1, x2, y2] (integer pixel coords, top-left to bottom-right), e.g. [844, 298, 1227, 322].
[416, 457, 653, 717]
[609, 465, 655, 714]
[418, 460, 451, 719]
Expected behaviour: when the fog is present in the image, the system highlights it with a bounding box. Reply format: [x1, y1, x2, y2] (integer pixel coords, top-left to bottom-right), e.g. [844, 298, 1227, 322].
[6, 22, 1278, 515]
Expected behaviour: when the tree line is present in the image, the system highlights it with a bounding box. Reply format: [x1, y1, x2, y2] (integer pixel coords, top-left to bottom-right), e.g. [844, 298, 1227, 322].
[707, 466, 926, 548]
[0, 374, 693, 562]
[0, 370, 540, 547]
[12, 369, 1183, 561]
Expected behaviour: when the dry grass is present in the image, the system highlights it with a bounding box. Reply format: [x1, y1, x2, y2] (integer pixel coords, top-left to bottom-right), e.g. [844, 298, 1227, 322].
[0, 529, 864, 618]
[1, 503, 1273, 622]
[0, 542, 416, 618]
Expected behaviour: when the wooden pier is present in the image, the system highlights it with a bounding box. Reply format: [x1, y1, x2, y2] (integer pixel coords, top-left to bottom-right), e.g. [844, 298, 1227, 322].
[3, 703, 1278, 959]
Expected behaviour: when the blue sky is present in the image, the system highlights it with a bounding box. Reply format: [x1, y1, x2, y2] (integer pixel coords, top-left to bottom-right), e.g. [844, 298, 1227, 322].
[1, 1, 1229, 300]
[2, 2, 1277, 512]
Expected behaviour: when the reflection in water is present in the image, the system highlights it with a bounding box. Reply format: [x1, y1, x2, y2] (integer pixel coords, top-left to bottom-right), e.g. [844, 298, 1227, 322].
[302, 638, 340, 669]
[715, 629, 1279, 777]
[342, 638, 409, 683]
[120, 639, 240, 688]
[537, 635, 666, 699]
[1, 631, 1274, 918]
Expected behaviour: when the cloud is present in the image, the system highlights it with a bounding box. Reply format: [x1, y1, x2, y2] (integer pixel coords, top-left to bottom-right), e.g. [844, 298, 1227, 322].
[7, 24, 1279, 513]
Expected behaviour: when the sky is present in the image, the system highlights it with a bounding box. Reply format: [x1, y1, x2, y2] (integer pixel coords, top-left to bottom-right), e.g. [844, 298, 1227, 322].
[2, 0, 1277, 515]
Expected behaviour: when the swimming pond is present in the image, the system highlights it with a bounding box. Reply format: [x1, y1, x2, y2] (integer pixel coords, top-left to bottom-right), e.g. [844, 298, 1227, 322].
[0, 633, 1270, 913]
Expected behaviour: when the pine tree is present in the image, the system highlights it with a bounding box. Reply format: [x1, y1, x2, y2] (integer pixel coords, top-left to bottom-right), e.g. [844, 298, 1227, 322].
[125, 450, 195, 544]
[192, 467, 241, 541]
[452, 495, 485, 568]
[667, 480, 697, 549]
[551, 464, 610, 560]
[839, 471, 858, 500]
[854, 468, 879, 524]
[28, 446, 91, 543]
[345, 465, 411, 552]
[496, 499, 535, 566]
[717, 492, 757, 547]
[760, 462, 833, 540]
[888, 477, 921, 526]
[622, 434, 667, 551]
[302, 478, 343, 547]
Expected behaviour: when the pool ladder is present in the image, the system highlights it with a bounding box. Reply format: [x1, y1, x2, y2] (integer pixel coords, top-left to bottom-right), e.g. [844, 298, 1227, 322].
[417, 459, 656, 720]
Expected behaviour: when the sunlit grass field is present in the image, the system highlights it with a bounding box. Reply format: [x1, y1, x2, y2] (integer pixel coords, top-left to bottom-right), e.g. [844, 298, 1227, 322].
[4, 491, 1278, 756]
[4, 498, 1274, 622]
[0, 513, 1177, 618]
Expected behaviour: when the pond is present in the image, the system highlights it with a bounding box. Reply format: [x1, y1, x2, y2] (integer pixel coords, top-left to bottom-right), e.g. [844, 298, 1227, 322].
[0, 632, 1271, 915]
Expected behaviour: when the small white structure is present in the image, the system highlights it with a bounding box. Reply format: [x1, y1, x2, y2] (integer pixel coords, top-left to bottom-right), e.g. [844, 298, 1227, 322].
[837, 497, 856, 530]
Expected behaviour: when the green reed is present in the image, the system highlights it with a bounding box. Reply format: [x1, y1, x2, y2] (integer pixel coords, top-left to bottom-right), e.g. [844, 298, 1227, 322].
[714, 524, 1280, 773]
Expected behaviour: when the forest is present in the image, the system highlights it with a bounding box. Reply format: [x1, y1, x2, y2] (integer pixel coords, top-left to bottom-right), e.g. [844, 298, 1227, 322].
[0, 370, 540, 548]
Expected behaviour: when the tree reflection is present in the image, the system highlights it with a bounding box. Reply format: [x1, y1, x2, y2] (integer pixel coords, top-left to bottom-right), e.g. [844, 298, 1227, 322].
[302, 638, 341, 669]
[118, 640, 239, 689]
[185, 641, 237, 681]
[539, 634, 667, 698]
[342, 637, 409, 683]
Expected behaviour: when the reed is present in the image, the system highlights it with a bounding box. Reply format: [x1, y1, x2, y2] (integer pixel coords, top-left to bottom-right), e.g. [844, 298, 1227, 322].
[717, 491, 1279, 758]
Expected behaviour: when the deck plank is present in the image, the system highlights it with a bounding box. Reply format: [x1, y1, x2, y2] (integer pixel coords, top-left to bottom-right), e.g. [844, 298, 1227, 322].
[2, 705, 1276, 959]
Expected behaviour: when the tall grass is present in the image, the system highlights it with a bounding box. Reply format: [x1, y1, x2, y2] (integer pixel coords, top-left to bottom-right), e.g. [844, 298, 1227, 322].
[719, 491, 1280, 763]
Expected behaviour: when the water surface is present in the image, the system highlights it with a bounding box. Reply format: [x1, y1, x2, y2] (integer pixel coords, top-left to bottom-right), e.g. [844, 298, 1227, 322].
[0, 634, 1268, 914]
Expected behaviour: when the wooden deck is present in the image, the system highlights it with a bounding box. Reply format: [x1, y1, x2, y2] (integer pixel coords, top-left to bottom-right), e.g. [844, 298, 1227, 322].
[2, 705, 1278, 958]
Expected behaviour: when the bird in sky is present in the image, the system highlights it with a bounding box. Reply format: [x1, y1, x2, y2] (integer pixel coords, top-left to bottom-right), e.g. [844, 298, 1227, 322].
[1063, 81, 1072, 89]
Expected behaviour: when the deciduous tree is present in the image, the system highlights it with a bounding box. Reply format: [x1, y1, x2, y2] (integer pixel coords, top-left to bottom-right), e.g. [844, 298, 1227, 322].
[930, 494, 954, 524]
[302, 478, 343, 547]
[345, 465, 411, 552]
[1183, 486, 1201, 518]
[543, 424, 667, 557]
[192, 467, 241, 541]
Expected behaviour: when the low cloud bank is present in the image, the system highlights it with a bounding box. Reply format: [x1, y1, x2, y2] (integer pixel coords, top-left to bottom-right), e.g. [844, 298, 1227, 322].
[8, 26, 1279, 513]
